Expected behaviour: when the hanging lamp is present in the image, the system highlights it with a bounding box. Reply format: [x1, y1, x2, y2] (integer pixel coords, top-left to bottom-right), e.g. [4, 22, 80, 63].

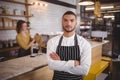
[78, 0, 94, 6]
[94, 1, 102, 17]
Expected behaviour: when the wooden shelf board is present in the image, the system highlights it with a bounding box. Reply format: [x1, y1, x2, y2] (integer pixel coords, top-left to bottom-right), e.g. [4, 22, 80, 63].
[0, 14, 33, 17]
[0, 0, 31, 5]
[0, 47, 20, 53]
[0, 27, 16, 30]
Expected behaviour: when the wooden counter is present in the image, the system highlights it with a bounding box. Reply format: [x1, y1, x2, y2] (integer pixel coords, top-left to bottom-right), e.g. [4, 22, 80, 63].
[0, 40, 109, 80]
[0, 54, 47, 80]
[88, 40, 109, 65]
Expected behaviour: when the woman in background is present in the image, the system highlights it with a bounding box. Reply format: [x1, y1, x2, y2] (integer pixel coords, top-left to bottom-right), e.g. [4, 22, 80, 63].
[16, 20, 35, 57]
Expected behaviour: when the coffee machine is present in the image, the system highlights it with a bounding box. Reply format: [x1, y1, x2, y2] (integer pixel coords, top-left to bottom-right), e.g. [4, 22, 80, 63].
[30, 42, 39, 57]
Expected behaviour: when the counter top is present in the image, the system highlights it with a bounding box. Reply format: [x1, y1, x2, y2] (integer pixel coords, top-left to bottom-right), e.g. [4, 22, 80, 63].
[0, 54, 47, 80]
[0, 40, 109, 80]
[87, 40, 109, 48]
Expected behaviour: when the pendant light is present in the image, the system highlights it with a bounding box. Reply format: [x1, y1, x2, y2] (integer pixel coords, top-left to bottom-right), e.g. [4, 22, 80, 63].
[78, 0, 94, 6]
[94, 0, 102, 17]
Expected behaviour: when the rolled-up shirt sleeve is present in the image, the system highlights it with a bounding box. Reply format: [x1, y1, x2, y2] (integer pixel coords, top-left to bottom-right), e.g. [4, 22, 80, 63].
[47, 39, 75, 71]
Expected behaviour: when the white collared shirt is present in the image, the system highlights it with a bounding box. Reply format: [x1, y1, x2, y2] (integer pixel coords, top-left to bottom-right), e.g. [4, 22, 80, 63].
[47, 34, 91, 75]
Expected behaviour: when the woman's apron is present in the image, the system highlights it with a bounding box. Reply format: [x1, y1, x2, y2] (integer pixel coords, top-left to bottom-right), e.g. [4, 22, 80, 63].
[18, 48, 30, 57]
[53, 34, 83, 80]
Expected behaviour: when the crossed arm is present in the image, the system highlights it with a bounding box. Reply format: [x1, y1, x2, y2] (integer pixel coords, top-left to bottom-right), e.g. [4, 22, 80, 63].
[47, 39, 91, 76]
[50, 52, 80, 66]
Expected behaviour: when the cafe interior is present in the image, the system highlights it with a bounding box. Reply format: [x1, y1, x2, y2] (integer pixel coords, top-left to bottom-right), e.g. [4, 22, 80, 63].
[0, 0, 120, 80]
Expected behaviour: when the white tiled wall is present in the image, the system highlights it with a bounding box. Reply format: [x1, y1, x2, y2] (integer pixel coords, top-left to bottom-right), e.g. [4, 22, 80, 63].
[29, 0, 78, 36]
[0, 0, 80, 40]
[75, 0, 81, 35]
[0, 30, 17, 40]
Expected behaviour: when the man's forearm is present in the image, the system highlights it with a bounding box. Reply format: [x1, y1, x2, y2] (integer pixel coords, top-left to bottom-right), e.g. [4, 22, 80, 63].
[74, 60, 80, 66]
[48, 59, 75, 71]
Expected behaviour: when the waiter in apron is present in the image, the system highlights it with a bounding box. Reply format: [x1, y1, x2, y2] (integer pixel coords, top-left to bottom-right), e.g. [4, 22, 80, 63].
[47, 11, 91, 80]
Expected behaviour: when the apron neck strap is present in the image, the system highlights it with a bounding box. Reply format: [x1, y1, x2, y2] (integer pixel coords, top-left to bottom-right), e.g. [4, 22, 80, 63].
[58, 36, 63, 46]
[74, 34, 78, 46]
[58, 34, 78, 46]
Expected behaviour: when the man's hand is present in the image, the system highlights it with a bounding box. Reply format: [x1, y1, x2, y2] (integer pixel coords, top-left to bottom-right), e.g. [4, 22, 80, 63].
[50, 52, 60, 60]
[74, 60, 80, 66]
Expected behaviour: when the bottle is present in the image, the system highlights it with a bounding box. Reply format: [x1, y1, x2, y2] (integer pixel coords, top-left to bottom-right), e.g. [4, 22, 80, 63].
[9, 39, 13, 47]
[30, 42, 39, 57]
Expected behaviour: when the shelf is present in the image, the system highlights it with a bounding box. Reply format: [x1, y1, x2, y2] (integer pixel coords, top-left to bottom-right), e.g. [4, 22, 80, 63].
[0, 14, 33, 17]
[0, 0, 31, 5]
[0, 0, 32, 22]
[0, 27, 16, 30]
[0, 46, 20, 53]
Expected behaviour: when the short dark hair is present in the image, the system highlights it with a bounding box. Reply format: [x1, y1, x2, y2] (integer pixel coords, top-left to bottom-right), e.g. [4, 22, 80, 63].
[16, 20, 26, 33]
[62, 11, 77, 19]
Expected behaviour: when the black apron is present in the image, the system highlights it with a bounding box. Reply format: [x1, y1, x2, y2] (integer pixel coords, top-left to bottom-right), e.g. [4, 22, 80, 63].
[18, 48, 30, 57]
[53, 34, 83, 80]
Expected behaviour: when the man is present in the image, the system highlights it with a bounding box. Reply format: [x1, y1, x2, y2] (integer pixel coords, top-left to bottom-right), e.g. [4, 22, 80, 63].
[47, 11, 91, 80]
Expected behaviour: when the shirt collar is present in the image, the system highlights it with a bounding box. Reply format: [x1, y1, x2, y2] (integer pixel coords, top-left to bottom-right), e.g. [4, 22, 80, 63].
[63, 33, 75, 39]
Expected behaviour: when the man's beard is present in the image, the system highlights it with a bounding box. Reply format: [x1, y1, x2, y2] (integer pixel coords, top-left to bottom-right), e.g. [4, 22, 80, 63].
[63, 26, 75, 33]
